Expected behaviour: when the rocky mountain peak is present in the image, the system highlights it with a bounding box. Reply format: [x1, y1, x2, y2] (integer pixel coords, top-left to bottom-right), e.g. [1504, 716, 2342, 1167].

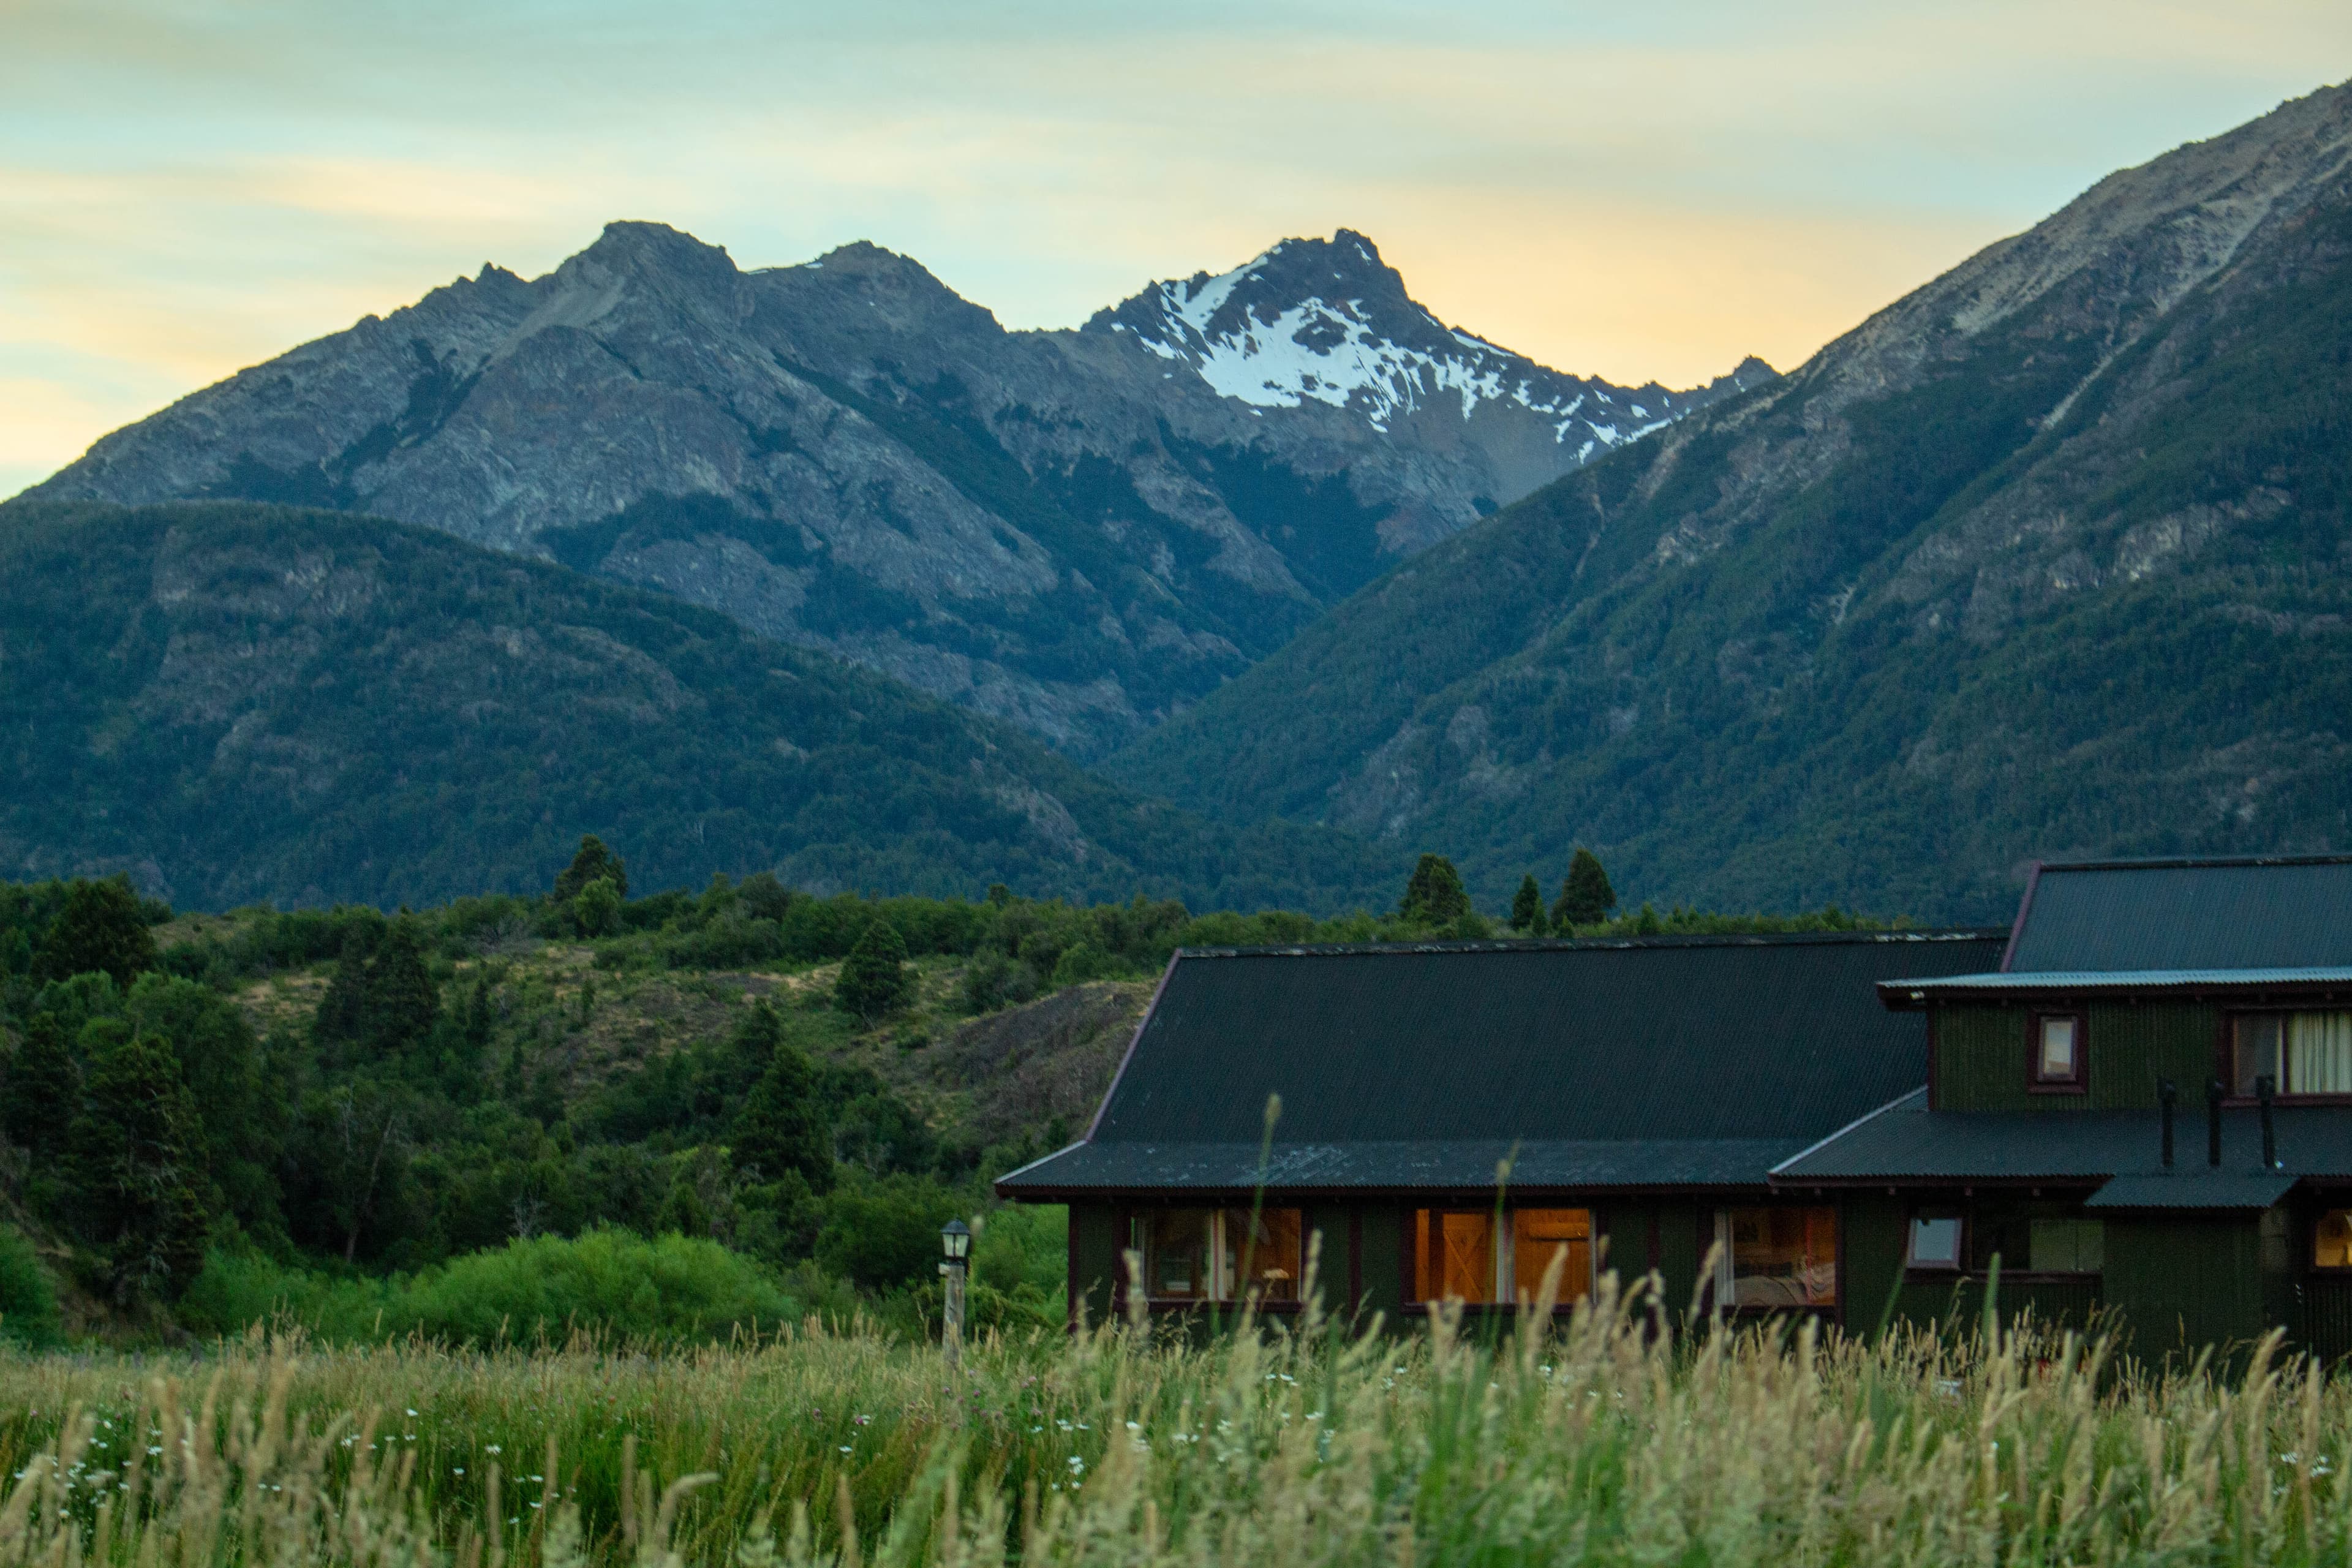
[1085, 230, 1763, 457]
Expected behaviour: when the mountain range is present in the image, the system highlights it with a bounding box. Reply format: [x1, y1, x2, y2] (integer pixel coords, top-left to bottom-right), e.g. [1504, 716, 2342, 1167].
[20, 228, 1762, 760]
[9, 82, 2351, 921]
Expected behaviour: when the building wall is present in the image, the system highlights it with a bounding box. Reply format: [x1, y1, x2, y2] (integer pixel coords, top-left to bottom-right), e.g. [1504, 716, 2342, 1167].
[1936, 1002, 2219, 1112]
[2102, 1212, 2274, 1361]
[1070, 1202, 1123, 1327]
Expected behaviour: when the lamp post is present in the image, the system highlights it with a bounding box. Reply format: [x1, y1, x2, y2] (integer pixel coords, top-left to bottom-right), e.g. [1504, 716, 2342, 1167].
[940, 1219, 971, 1367]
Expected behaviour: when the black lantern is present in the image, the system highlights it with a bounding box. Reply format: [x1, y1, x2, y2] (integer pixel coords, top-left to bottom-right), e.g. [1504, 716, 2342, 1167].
[941, 1218, 971, 1264]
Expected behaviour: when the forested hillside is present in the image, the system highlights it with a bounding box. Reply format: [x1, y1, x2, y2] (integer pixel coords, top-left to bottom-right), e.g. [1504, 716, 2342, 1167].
[0, 500, 1396, 912]
[1110, 83, 2352, 922]
[0, 848, 1849, 1341]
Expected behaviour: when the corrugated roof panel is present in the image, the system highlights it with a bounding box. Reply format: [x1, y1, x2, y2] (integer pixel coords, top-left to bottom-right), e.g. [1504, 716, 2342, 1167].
[2008, 858, 2352, 971]
[1883, 968, 2352, 997]
[1088, 932, 2004, 1148]
[2086, 1173, 2297, 1210]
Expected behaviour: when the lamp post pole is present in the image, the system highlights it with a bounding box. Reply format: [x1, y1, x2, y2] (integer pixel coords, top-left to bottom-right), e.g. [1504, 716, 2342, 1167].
[940, 1219, 971, 1368]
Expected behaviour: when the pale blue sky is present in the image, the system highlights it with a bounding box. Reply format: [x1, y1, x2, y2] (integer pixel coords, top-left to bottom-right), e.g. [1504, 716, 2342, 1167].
[3, 0, 2346, 497]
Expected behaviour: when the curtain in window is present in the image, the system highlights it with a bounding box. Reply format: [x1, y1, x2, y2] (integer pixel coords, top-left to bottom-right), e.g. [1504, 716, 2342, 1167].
[2290, 1012, 2352, 1093]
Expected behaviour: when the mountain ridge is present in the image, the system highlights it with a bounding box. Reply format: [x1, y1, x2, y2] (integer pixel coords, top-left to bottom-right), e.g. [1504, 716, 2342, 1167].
[18, 226, 1763, 760]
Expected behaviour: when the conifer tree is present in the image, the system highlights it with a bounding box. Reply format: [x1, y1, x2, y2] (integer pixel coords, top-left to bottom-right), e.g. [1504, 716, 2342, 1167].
[1398, 853, 1472, 926]
[36, 877, 157, 987]
[552, 835, 628, 903]
[69, 1031, 209, 1302]
[4, 1013, 78, 1157]
[834, 921, 915, 1019]
[731, 1035, 834, 1193]
[1509, 874, 1548, 935]
[1553, 848, 1618, 930]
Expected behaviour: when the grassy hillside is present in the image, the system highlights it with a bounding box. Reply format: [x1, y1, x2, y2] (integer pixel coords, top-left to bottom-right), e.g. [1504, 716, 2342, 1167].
[1109, 118, 2352, 923]
[0, 500, 1400, 913]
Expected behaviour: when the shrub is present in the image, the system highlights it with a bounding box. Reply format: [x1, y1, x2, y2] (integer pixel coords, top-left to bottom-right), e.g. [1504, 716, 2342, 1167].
[0, 1226, 61, 1348]
[179, 1229, 798, 1346]
[814, 1175, 965, 1290]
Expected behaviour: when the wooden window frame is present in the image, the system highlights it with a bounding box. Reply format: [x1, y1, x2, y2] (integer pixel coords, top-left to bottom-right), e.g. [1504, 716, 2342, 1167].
[1403, 1204, 1598, 1313]
[1125, 1205, 1310, 1310]
[2027, 1010, 2088, 1095]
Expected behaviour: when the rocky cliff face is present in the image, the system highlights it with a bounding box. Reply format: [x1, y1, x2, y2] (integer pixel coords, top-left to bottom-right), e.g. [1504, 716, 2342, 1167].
[1110, 82, 2352, 921]
[23, 228, 1760, 758]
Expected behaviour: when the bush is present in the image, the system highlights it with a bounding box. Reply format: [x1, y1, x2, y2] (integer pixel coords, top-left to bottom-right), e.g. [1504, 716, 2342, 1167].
[0, 1226, 61, 1348]
[813, 1175, 965, 1290]
[179, 1229, 799, 1346]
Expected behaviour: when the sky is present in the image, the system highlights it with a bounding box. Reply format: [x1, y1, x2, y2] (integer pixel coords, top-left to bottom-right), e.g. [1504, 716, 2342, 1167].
[2, 1, 2348, 500]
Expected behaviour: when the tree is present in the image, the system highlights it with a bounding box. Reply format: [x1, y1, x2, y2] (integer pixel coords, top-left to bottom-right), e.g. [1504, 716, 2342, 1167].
[1398, 854, 1472, 927]
[36, 878, 157, 987]
[552, 835, 628, 903]
[1509, 875, 1548, 935]
[124, 973, 283, 1234]
[314, 919, 439, 1062]
[4, 1013, 79, 1158]
[68, 1031, 210, 1302]
[1553, 848, 1618, 930]
[835, 920, 915, 1019]
[731, 1033, 834, 1194]
[575, 875, 622, 938]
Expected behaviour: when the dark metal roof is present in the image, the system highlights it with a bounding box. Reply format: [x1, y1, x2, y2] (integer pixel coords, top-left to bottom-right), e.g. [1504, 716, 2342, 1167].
[1773, 1088, 2352, 1186]
[2005, 856, 2352, 973]
[999, 931, 2004, 1197]
[2084, 1174, 2298, 1211]
[1879, 968, 2352, 1008]
[994, 1137, 1808, 1197]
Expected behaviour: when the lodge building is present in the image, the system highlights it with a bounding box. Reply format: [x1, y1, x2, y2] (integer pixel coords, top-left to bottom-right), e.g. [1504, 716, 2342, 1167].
[995, 855, 2352, 1357]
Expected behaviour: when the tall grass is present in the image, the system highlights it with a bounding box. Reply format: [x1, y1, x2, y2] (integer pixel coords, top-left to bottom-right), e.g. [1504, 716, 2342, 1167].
[6, 1268, 2351, 1566]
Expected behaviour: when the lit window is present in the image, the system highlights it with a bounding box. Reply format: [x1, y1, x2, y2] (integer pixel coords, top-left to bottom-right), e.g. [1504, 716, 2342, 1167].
[2028, 1218, 2103, 1275]
[1715, 1207, 1838, 1307]
[1133, 1208, 1306, 1302]
[2033, 1014, 2083, 1087]
[1906, 1216, 1963, 1270]
[2319, 1211, 2352, 1270]
[1511, 1209, 1594, 1305]
[2236, 1013, 2352, 1096]
[1411, 1207, 1596, 1306]
[1222, 1207, 1303, 1302]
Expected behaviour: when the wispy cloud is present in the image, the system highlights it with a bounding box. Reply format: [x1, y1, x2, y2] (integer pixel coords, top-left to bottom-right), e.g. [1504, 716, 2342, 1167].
[1, 0, 2345, 495]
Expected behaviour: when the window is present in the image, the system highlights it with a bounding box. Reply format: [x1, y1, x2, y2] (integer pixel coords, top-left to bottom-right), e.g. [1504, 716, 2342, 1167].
[2317, 1210, 2352, 1270]
[2234, 1012, 2352, 1097]
[1223, 1206, 1304, 1302]
[1714, 1207, 1838, 1307]
[1906, 1215, 1964, 1270]
[2031, 1012, 2085, 1090]
[1133, 1208, 1306, 1303]
[1411, 1207, 1595, 1306]
[2028, 1218, 2103, 1275]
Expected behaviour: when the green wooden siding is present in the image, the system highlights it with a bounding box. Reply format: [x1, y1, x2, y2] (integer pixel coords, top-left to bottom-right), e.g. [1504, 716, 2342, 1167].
[1841, 1194, 1910, 1330]
[1356, 1207, 1404, 1322]
[1070, 1202, 1123, 1327]
[2103, 1213, 2271, 1362]
[2305, 1278, 2352, 1362]
[1936, 1002, 2220, 1112]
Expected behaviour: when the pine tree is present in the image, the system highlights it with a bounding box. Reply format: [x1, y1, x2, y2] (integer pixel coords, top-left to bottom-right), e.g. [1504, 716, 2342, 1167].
[1553, 848, 1618, 930]
[1509, 874, 1548, 935]
[462, 978, 494, 1051]
[68, 1031, 209, 1302]
[1398, 854, 1472, 926]
[552, 835, 628, 903]
[834, 921, 915, 1019]
[36, 878, 157, 987]
[4, 1013, 79, 1157]
[731, 1036, 834, 1193]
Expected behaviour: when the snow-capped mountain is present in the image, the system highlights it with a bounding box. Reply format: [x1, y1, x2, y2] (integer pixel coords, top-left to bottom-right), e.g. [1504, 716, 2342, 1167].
[1091, 230, 1770, 471]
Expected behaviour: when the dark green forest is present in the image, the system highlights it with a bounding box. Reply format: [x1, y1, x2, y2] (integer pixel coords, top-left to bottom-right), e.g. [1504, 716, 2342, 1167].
[0, 500, 1401, 915]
